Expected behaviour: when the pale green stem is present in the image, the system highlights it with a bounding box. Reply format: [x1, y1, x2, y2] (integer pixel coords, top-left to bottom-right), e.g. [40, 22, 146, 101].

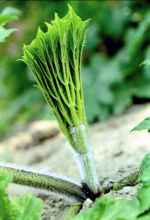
[0, 163, 86, 201]
[71, 125, 100, 194]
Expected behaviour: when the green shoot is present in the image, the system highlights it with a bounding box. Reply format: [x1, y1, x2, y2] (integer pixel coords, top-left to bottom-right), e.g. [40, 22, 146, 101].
[23, 5, 99, 194]
[23, 5, 88, 150]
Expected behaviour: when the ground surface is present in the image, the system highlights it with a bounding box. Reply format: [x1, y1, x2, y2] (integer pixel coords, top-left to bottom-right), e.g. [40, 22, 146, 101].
[0, 104, 150, 219]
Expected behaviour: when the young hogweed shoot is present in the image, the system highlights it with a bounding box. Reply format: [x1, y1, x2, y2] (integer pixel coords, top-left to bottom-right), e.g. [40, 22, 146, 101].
[23, 5, 99, 194]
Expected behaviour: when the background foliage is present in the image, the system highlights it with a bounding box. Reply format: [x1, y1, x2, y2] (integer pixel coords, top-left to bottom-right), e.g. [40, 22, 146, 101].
[0, 0, 150, 138]
[0, 171, 43, 220]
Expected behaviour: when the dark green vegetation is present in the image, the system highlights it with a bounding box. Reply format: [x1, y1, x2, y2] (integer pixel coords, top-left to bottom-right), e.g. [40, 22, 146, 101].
[1, 1, 150, 137]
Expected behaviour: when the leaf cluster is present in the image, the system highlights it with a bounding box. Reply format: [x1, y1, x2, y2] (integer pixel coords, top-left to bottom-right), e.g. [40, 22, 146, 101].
[23, 6, 88, 147]
[83, 6, 150, 122]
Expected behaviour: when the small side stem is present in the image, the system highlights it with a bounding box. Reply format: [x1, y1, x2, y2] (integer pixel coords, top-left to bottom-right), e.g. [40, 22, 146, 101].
[100, 169, 139, 194]
[71, 125, 100, 194]
[0, 163, 86, 202]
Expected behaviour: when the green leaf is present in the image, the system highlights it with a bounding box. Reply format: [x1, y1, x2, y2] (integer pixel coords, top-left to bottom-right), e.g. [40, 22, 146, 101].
[139, 153, 150, 184]
[0, 7, 21, 26]
[15, 195, 43, 220]
[98, 3, 130, 38]
[137, 186, 150, 213]
[0, 171, 18, 220]
[73, 195, 139, 220]
[0, 7, 20, 42]
[137, 154, 150, 217]
[0, 171, 43, 220]
[132, 118, 150, 132]
[23, 5, 89, 152]
[113, 84, 132, 115]
[0, 26, 16, 43]
[0, 170, 12, 190]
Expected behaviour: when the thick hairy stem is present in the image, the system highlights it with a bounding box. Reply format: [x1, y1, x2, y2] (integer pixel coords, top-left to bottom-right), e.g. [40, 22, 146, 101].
[0, 163, 86, 201]
[71, 125, 100, 194]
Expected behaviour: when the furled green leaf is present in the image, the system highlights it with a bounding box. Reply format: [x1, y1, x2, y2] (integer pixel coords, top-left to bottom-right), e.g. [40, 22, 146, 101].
[23, 5, 89, 152]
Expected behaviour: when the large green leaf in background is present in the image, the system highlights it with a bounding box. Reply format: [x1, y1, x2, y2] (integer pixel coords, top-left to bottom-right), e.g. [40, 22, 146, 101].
[0, 7, 20, 42]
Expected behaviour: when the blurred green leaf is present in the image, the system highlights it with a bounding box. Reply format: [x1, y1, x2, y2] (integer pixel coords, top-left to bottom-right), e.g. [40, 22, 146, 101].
[113, 84, 132, 115]
[0, 7, 21, 26]
[0, 26, 16, 42]
[98, 2, 131, 38]
[0, 6, 20, 43]
[132, 118, 150, 131]
[143, 47, 150, 78]
[0, 171, 43, 220]
[138, 153, 150, 184]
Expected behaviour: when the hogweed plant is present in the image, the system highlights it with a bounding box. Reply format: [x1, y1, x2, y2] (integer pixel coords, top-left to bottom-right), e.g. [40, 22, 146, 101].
[0, 5, 99, 203]
[1, 5, 150, 220]
[23, 5, 99, 195]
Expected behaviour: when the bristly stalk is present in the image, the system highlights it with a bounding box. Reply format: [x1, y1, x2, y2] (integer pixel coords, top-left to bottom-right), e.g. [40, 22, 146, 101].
[0, 163, 86, 202]
[23, 5, 99, 194]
